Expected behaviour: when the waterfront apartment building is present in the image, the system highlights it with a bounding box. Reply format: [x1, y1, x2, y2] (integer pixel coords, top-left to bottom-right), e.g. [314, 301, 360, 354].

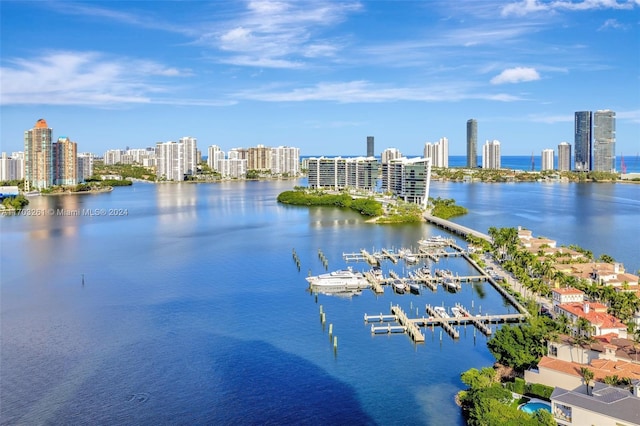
[387, 157, 430, 204]
[366, 136, 374, 157]
[423, 137, 448, 168]
[574, 111, 592, 172]
[180, 137, 198, 176]
[557, 142, 571, 171]
[482, 140, 501, 169]
[156, 141, 185, 181]
[218, 158, 247, 179]
[307, 157, 378, 191]
[0, 152, 25, 181]
[248, 145, 272, 171]
[541, 149, 554, 171]
[54, 137, 77, 186]
[24, 119, 54, 190]
[593, 110, 616, 172]
[381, 148, 403, 193]
[271, 146, 300, 176]
[104, 149, 123, 165]
[466, 119, 477, 168]
[207, 145, 225, 172]
[77, 153, 94, 183]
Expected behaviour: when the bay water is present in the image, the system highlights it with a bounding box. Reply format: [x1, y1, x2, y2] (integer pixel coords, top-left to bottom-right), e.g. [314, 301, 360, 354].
[1, 179, 638, 425]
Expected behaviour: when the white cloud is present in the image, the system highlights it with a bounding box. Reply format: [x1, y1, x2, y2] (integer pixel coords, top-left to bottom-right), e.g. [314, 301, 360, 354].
[598, 18, 629, 30]
[0, 51, 207, 106]
[234, 80, 522, 103]
[502, 0, 637, 16]
[208, 0, 362, 68]
[490, 67, 541, 84]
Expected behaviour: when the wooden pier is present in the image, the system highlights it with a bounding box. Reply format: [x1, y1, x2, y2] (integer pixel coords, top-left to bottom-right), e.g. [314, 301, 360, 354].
[454, 303, 492, 335]
[364, 272, 385, 294]
[425, 304, 460, 339]
[391, 305, 425, 342]
[381, 249, 398, 264]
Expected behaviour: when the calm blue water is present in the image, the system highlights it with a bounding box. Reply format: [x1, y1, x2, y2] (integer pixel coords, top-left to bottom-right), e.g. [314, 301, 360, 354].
[446, 155, 640, 173]
[1, 179, 638, 425]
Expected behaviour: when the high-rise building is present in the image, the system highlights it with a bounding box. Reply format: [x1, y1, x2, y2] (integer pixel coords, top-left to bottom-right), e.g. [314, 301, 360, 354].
[557, 142, 571, 171]
[381, 148, 403, 192]
[423, 137, 448, 168]
[54, 137, 77, 185]
[574, 111, 592, 172]
[387, 157, 429, 204]
[248, 145, 272, 170]
[179, 137, 198, 176]
[207, 145, 225, 172]
[307, 157, 378, 190]
[367, 136, 374, 157]
[541, 149, 554, 171]
[482, 140, 501, 169]
[24, 118, 54, 190]
[104, 149, 124, 165]
[77, 153, 94, 183]
[0, 152, 25, 181]
[156, 141, 185, 181]
[593, 110, 616, 172]
[466, 119, 477, 168]
[271, 146, 300, 176]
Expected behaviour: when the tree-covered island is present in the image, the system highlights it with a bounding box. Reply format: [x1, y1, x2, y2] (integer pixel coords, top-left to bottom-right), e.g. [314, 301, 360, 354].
[276, 187, 468, 223]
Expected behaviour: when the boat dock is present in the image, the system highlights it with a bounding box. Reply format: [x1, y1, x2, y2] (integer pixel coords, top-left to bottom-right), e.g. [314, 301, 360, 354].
[425, 304, 460, 338]
[391, 305, 425, 342]
[364, 272, 385, 294]
[381, 249, 398, 263]
[453, 303, 492, 335]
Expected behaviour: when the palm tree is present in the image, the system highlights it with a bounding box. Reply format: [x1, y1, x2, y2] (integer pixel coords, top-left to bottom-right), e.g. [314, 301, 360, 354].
[579, 367, 594, 395]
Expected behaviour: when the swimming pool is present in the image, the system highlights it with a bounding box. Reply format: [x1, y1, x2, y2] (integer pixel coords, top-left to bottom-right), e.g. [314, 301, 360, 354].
[520, 401, 552, 414]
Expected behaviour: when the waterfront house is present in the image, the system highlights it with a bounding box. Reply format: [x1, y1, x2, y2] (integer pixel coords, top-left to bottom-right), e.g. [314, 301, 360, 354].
[555, 301, 628, 339]
[551, 287, 585, 308]
[525, 334, 640, 391]
[551, 382, 640, 426]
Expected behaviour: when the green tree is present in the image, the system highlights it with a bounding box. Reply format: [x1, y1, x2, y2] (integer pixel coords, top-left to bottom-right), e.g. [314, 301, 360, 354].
[579, 367, 594, 395]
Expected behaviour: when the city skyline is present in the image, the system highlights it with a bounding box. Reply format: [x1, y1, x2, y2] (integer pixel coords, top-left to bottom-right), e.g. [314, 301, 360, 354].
[1, 1, 639, 156]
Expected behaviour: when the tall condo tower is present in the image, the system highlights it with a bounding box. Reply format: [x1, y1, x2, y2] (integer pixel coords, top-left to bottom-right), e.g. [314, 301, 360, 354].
[482, 140, 501, 169]
[574, 111, 592, 172]
[466, 119, 477, 168]
[541, 149, 554, 171]
[24, 118, 54, 191]
[593, 110, 616, 172]
[366, 136, 374, 157]
[557, 142, 572, 171]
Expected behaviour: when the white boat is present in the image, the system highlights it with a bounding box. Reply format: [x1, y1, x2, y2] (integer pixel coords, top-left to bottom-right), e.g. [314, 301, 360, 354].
[418, 235, 452, 247]
[408, 282, 420, 294]
[433, 306, 450, 318]
[392, 280, 406, 294]
[443, 277, 461, 292]
[404, 250, 418, 263]
[451, 306, 464, 318]
[370, 266, 383, 280]
[306, 267, 370, 293]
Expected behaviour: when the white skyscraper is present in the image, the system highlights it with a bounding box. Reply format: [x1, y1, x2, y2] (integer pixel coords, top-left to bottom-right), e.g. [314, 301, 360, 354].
[207, 145, 225, 172]
[423, 137, 449, 168]
[271, 146, 300, 176]
[77, 153, 94, 183]
[156, 141, 185, 181]
[482, 140, 501, 169]
[180, 137, 198, 176]
[541, 149, 554, 171]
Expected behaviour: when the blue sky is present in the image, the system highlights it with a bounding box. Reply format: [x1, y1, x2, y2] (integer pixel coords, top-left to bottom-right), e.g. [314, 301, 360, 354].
[1, 0, 639, 157]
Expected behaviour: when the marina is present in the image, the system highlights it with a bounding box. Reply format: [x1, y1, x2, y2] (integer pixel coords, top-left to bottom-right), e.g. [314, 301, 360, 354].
[364, 303, 527, 342]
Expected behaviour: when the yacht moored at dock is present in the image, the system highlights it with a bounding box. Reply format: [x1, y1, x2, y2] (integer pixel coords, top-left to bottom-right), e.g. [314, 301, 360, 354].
[306, 267, 370, 293]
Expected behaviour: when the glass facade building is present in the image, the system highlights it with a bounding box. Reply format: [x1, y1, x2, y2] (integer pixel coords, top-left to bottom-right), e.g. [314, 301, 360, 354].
[574, 111, 592, 172]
